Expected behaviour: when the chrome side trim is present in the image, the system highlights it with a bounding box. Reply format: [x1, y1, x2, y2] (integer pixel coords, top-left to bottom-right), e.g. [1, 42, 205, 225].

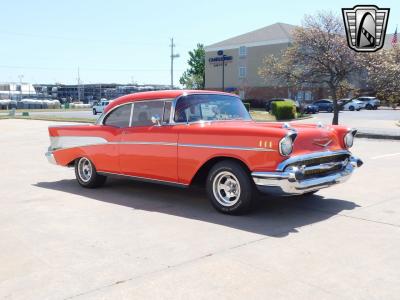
[276, 150, 351, 171]
[50, 136, 108, 151]
[114, 141, 177, 146]
[97, 171, 188, 187]
[49, 138, 276, 152]
[178, 143, 276, 152]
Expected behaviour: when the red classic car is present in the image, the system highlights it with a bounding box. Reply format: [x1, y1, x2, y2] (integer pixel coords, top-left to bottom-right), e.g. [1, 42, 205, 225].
[46, 90, 363, 214]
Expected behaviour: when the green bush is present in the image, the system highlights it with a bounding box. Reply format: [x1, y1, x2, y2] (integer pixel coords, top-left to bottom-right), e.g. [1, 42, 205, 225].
[243, 102, 250, 111]
[271, 101, 296, 120]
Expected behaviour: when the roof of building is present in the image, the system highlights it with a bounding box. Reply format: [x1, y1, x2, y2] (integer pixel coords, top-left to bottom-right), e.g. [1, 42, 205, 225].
[205, 22, 296, 51]
[104, 90, 236, 113]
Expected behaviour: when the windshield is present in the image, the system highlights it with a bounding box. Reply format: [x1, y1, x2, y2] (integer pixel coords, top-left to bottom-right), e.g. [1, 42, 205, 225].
[174, 94, 251, 122]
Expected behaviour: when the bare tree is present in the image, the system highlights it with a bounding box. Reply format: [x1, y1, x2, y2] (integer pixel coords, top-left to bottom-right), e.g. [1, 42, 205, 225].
[259, 11, 363, 124]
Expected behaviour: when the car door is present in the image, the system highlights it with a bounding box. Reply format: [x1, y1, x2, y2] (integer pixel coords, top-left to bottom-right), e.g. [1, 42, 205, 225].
[119, 100, 178, 183]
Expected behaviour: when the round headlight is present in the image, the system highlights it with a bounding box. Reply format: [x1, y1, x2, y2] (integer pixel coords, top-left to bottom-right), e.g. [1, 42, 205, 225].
[344, 132, 354, 148]
[279, 136, 294, 156]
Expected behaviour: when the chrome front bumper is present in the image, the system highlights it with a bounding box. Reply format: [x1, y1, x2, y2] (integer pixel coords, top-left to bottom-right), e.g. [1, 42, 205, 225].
[45, 151, 57, 165]
[252, 152, 363, 195]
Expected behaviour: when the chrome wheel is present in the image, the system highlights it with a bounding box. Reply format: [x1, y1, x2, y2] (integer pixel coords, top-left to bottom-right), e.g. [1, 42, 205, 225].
[77, 157, 93, 183]
[212, 171, 241, 207]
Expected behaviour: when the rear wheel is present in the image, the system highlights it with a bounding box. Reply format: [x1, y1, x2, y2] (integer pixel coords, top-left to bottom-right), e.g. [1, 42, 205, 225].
[206, 161, 255, 215]
[366, 104, 373, 110]
[93, 109, 97, 115]
[75, 157, 107, 188]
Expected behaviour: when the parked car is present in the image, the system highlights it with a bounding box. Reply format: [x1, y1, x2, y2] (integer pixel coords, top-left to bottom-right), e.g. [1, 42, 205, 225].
[92, 99, 112, 115]
[45, 90, 363, 215]
[354, 96, 381, 110]
[265, 98, 299, 112]
[304, 104, 319, 114]
[340, 99, 363, 111]
[313, 99, 334, 112]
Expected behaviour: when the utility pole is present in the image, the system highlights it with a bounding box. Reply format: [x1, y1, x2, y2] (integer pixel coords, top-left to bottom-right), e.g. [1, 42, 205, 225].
[170, 38, 180, 89]
[77, 67, 81, 102]
[18, 74, 24, 100]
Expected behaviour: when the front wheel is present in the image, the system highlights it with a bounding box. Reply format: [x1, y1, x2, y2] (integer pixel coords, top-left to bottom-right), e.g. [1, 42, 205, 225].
[206, 161, 255, 215]
[349, 106, 355, 111]
[75, 157, 107, 188]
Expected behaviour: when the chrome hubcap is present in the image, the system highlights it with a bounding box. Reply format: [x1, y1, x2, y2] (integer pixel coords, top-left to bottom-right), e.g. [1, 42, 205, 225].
[212, 171, 241, 207]
[78, 157, 93, 182]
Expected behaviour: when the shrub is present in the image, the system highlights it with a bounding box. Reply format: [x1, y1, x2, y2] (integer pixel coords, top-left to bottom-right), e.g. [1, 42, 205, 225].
[271, 101, 296, 120]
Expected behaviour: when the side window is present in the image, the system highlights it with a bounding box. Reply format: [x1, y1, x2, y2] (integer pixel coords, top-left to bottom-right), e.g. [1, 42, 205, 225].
[104, 104, 132, 128]
[163, 101, 172, 124]
[131, 101, 164, 127]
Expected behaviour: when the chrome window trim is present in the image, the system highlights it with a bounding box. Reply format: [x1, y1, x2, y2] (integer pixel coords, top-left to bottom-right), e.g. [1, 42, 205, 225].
[100, 102, 133, 128]
[99, 98, 175, 126]
[129, 103, 134, 127]
[170, 93, 252, 125]
[98, 93, 252, 127]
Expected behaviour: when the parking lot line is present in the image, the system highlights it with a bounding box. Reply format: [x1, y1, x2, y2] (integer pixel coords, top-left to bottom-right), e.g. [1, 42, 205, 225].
[370, 152, 400, 159]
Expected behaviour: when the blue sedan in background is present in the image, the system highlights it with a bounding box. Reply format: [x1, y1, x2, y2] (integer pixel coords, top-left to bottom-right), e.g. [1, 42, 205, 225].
[313, 99, 334, 112]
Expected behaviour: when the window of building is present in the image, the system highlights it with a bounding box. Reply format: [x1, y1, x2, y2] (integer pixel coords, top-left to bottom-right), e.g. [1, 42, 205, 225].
[239, 66, 247, 78]
[131, 101, 164, 127]
[104, 104, 132, 128]
[239, 46, 247, 57]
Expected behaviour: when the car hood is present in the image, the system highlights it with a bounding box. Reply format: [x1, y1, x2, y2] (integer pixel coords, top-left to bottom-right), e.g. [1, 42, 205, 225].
[190, 121, 344, 155]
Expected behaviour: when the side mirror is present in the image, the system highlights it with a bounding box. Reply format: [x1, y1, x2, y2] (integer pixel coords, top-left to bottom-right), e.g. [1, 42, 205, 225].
[151, 115, 161, 126]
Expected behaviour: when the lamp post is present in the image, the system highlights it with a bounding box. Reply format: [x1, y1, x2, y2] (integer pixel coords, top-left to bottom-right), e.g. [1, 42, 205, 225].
[217, 50, 226, 92]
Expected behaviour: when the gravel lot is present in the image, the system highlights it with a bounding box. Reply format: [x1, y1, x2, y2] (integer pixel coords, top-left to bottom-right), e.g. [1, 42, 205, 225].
[1, 119, 400, 299]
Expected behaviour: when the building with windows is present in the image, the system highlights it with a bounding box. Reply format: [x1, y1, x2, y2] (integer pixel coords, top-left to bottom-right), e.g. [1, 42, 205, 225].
[205, 22, 397, 102]
[0, 82, 36, 100]
[34, 83, 171, 103]
[205, 23, 297, 100]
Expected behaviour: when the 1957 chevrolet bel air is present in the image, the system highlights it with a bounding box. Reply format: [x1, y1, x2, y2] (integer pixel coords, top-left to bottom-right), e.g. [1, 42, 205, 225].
[46, 90, 363, 214]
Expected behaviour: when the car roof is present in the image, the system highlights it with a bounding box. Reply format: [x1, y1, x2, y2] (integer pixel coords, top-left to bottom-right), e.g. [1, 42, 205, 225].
[314, 99, 332, 102]
[104, 90, 236, 113]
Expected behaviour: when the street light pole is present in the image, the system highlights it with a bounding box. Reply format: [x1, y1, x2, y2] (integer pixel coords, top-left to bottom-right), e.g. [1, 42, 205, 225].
[170, 38, 180, 89]
[222, 55, 225, 92]
[218, 50, 225, 92]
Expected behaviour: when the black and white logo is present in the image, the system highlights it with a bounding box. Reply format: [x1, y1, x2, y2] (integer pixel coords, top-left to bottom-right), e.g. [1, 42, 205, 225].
[342, 5, 390, 52]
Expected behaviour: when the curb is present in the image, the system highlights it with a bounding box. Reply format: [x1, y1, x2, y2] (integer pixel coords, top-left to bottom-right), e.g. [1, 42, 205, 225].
[356, 132, 400, 141]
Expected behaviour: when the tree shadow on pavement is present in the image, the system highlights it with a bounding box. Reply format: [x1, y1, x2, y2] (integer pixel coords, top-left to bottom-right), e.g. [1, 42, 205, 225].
[34, 178, 359, 238]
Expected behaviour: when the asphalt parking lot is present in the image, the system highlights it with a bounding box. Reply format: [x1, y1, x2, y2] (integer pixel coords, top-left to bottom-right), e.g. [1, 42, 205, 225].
[1, 119, 400, 299]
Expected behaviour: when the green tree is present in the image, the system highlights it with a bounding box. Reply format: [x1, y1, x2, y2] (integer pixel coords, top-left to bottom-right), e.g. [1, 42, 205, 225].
[258, 12, 363, 125]
[180, 43, 205, 89]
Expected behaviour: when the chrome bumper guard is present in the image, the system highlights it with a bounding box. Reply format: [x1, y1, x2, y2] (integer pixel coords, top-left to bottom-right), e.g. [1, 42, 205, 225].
[252, 152, 363, 195]
[45, 151, 57, 165]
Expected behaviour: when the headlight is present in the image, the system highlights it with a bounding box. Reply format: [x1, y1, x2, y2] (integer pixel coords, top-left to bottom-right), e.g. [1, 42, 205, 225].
[344, 129, 357, 148]
[279, 132, 297, 156]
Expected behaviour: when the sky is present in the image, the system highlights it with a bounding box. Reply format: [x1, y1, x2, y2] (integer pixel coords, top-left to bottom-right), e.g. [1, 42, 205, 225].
[0, 0, 398, 85]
